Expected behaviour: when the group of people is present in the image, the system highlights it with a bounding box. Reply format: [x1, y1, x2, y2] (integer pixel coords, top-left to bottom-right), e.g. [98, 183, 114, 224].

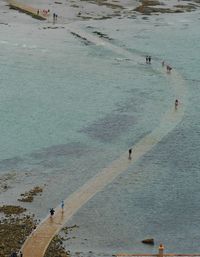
[146, 55, 151, 64]
[37, 9, 50, 16]
[53, 13, 58, 22]
[49, 200, 65, 217]
[36, 9, 58, 22]
[42, 9, 50, 16]
[162, 60, 172, 72]
[166, 64, 172, 72]
[129, 56, 180, 160]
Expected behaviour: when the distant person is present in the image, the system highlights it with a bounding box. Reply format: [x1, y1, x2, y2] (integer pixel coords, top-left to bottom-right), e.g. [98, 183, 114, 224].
[37, 9, 39, 15]
[128, 148, 132, 159]
[61, 200, 64, 211]
[166, 65, 172, 72]
[50, 208, 55, 217]
[148, 56, 151, 64]
[175, 99, 179, 109]
[162, 60, 165, 67]
[19, 251, 23, 257]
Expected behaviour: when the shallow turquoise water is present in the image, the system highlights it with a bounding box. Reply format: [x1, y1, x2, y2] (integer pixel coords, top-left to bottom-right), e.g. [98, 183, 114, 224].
[61, 13, 200, 255]
[0, 8, 200, 256]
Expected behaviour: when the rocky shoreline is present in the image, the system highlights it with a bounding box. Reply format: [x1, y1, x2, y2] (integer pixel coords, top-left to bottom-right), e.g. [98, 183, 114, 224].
[18, 186, 43, 203]
[134, 0, 199, 15]
[0, 183, 72, 257]
[5, 0, 200, 24]
[0, 204, 72, 257]
[44, 234, 70, 257]
[0, 205, 36, 257]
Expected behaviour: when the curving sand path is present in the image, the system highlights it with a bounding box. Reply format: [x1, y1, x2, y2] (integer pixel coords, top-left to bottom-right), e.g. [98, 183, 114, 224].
[22, 28, 187, 257]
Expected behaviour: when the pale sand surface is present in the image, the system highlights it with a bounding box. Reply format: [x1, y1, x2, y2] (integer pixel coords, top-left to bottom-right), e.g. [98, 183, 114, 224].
[7, 0, 47, 19]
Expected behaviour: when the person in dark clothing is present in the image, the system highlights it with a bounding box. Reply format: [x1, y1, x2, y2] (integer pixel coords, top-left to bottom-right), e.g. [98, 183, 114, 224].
[148, 56, 151, 64]
[128, 148, 132, 159]
[50, 208, 55, 217]
[61, 200, 64, 212]
[175, 99, 179, 109]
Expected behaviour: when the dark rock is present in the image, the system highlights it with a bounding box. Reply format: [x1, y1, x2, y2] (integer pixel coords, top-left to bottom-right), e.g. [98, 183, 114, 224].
[0, 205, 26, 215]
[142, 238, 154, 245]
[18, 186, 43, 202]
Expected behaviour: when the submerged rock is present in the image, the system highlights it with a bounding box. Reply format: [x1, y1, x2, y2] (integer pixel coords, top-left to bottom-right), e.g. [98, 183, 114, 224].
[134, 0, 197, 14]
[18, 186, 43, 202]
[0, 205, 26, 215]
[0, 213, 36, 257]
[142, 238, 154, 245]
[44, 234, 70, 257]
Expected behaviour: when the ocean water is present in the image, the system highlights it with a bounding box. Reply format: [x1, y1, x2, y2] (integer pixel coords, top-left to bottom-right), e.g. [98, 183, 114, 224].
[0, 2, 200, 256]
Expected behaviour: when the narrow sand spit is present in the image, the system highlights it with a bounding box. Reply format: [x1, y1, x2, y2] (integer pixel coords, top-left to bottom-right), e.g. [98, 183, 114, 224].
[22, 28, 187, 257]
[8, 0, 47, 20]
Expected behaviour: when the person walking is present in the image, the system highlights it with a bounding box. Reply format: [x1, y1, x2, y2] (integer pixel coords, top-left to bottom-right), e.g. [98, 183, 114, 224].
[53, 13, 56, 23]
[167, 65, 172, 72]
[61, 200, 64, 212]
[128, 148, 132, 159]
[148, 56, 151, 64]
[175, 99, 179, 109]
[50, 208, 55, 217]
